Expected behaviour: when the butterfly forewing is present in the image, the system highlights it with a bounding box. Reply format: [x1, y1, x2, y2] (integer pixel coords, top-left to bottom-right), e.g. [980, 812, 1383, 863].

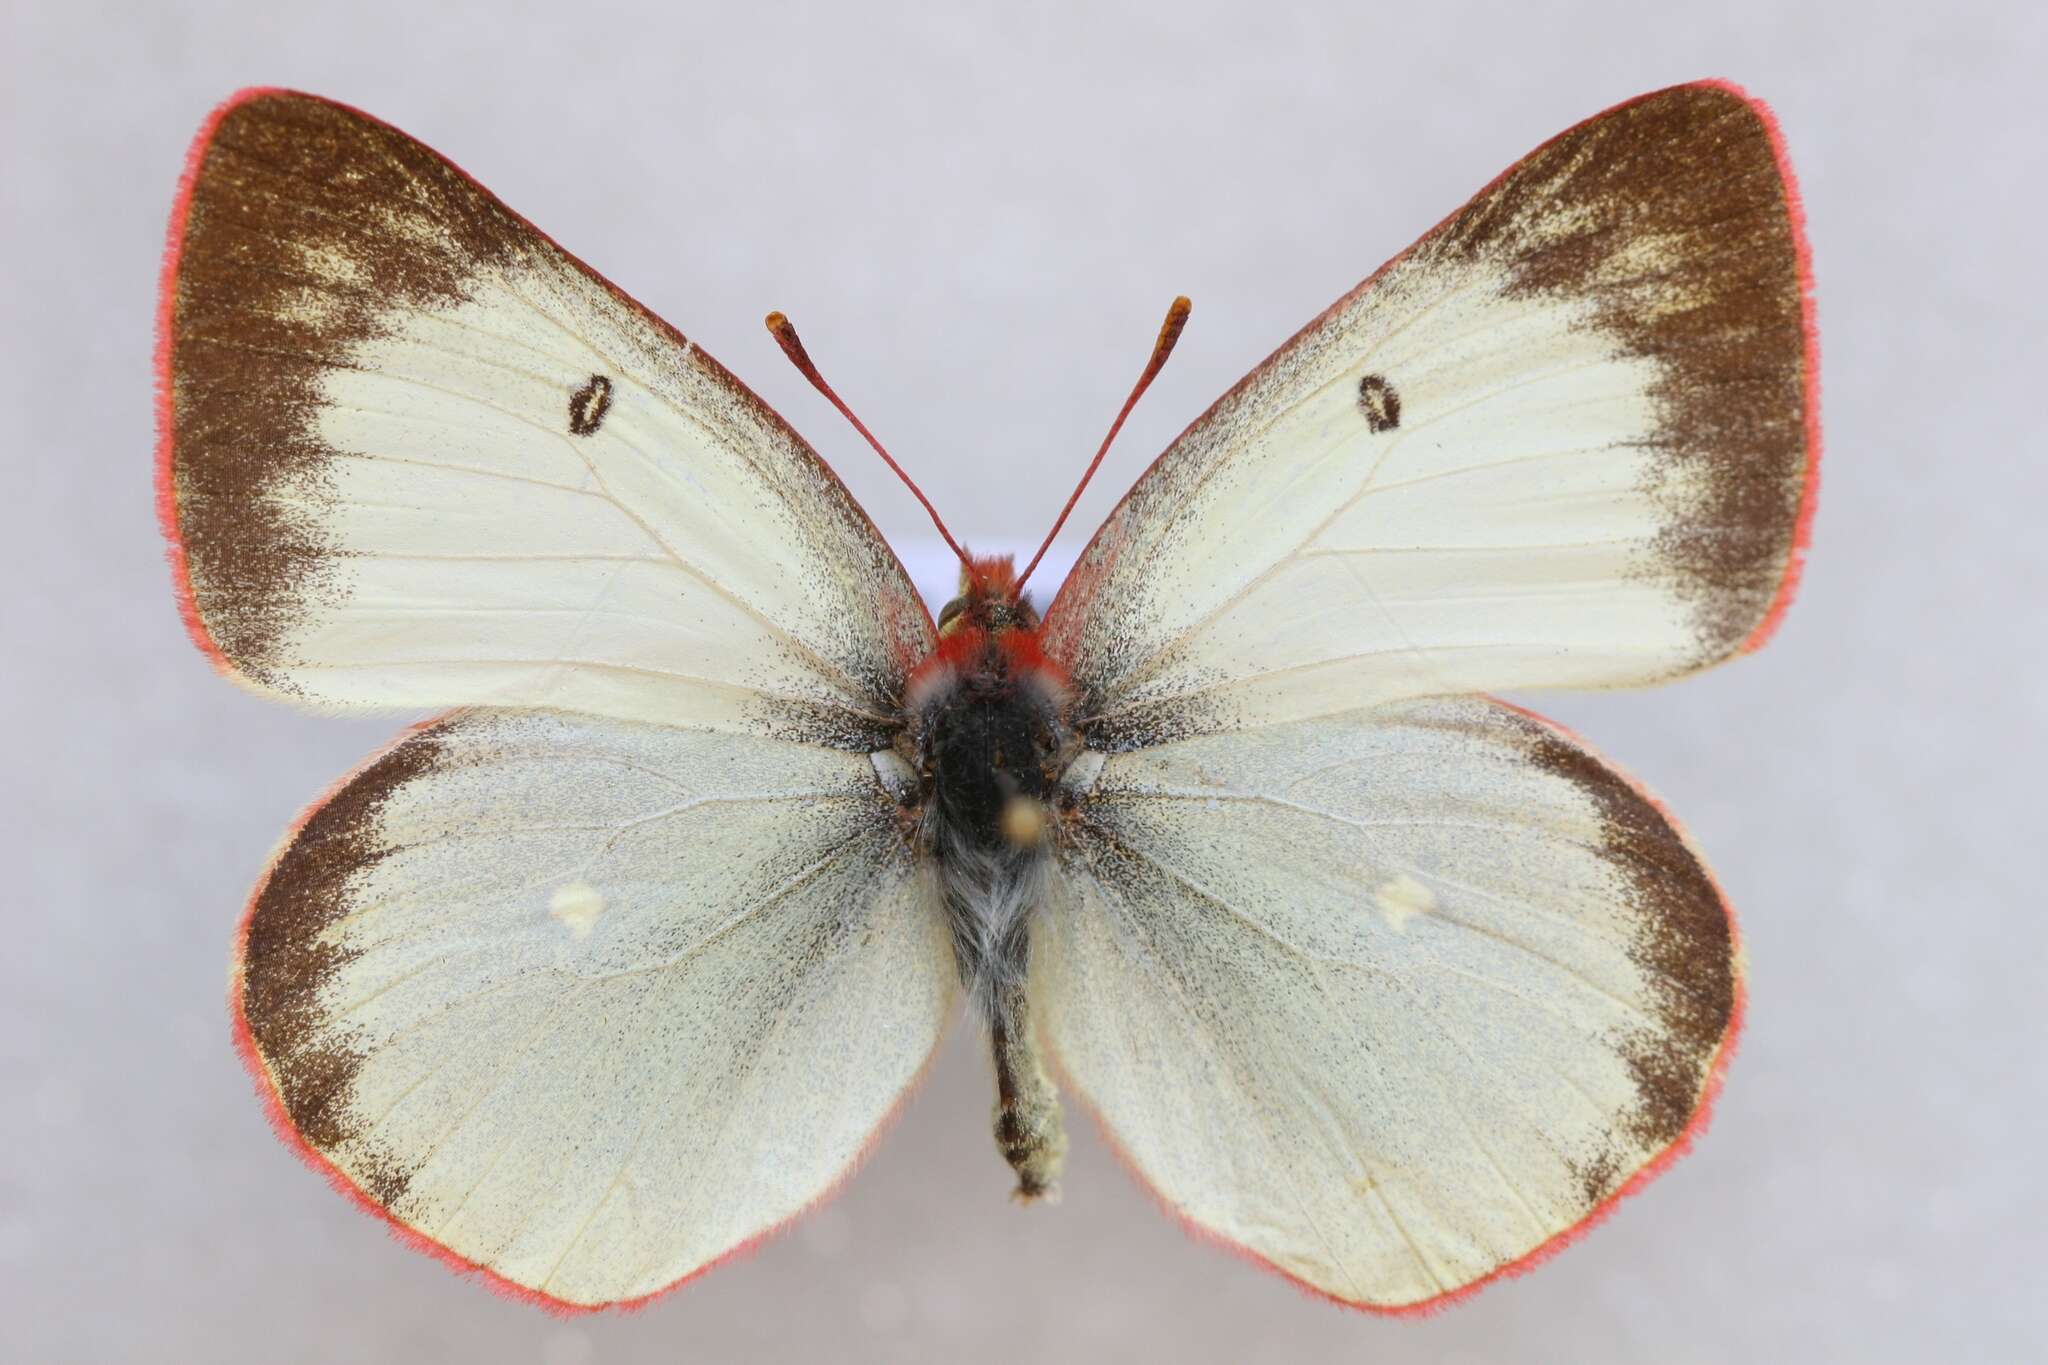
[1043, 82, 1816, 749]
[235, 710, 955, 1309]
[160, 89, 931, 739]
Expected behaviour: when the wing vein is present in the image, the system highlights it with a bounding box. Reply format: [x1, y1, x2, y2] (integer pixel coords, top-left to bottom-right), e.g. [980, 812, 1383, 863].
[1066, 832, 1383, 1300]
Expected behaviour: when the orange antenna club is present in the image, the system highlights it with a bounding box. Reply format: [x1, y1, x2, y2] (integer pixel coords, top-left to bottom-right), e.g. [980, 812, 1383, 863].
[766, 310, 970, 569]
[1017, 296, 1191, 590]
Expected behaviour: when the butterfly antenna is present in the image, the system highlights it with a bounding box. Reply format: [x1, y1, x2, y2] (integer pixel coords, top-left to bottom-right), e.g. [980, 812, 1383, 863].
[765, 311, 969, 568]
[1016, 296, 1191, 590]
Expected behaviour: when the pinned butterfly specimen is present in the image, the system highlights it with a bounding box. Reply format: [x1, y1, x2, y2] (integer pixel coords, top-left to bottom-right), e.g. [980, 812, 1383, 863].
[156, 81, 1817, 1314]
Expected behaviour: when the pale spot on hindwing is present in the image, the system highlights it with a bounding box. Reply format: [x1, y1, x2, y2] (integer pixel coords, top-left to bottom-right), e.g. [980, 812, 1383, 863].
[1374, 874, 1436, 931]
[549, 880, 606, 938]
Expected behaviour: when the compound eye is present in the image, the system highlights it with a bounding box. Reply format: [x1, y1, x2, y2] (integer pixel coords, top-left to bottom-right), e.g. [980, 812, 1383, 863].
[936, 596, 968, 635]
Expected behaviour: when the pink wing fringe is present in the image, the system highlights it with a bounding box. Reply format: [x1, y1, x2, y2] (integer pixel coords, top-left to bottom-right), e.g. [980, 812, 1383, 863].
[153, 87, 281, 679]
[1699, 78, 1823, 655]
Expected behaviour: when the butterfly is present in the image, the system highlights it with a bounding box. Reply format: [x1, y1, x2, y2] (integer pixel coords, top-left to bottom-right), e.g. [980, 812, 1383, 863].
[156, 80, 1817, 1314]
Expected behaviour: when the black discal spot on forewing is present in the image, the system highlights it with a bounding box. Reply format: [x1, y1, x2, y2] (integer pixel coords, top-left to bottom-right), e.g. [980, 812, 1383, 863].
[568, 373, 613, 435]
[1357, 373, 1401, 432]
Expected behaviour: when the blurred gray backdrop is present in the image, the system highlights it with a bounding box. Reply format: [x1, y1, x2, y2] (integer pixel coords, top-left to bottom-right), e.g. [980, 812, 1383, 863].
[6, 2, 2043, 1361]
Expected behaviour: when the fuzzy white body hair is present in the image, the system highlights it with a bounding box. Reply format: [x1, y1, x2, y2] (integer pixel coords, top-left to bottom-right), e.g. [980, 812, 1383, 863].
[921, 804, 1052, 1022]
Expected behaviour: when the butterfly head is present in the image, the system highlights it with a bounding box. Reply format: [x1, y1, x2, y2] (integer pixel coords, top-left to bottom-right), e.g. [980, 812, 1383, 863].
[907, 553, 1063, 717]
[937, 554, 1040, 639]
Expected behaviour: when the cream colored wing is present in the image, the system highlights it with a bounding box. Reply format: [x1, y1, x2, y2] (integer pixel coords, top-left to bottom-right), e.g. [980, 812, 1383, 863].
[1042, 83, 1816, 747]
[159, 89, 928, 741]
[233, 708, 954, 1310]
[1034, 696, 1741, 1311]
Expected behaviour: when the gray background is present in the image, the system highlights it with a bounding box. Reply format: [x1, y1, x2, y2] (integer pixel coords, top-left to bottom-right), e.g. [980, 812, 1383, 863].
[6, 2, 2043, 1361]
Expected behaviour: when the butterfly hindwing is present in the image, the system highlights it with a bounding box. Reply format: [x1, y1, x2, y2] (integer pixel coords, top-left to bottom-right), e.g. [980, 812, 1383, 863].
[159, 89, 930, 738]
[1042, 82, 1816, 749]
[235, 709, 955, 1310]
[1034, 696, 1740, 1310]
